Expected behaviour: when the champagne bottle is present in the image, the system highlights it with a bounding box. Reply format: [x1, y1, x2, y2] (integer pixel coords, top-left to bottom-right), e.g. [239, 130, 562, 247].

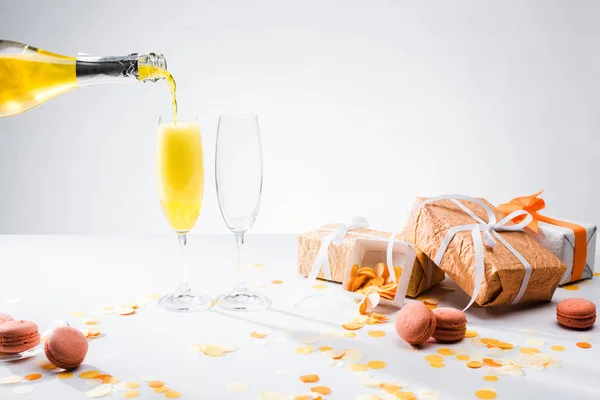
[0, 40, 173, 118]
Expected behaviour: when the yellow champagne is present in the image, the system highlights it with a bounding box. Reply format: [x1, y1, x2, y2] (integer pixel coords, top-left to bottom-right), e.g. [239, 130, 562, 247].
[158, 121, 204, 233]
[0, 40, 175, 118]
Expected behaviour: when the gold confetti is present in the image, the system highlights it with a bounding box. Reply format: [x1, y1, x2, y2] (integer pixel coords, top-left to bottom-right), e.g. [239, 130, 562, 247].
[467, 361, 483, 369]
[58, 372, 74, 379]
[429, 362, 445, 368]
[550, 345, 565, 352]
[594, 272, 600, 277]
[330, 350, 346, 360]
[103, 376, 119, 384]
[380, 383, 401, 393]
[311, 386, 331, 395]
[576, 342, 592, 349]
[344, 332, 357, 338]
[342, 322, 364, 331]
[24, 374, 41, 381]
[272, 280, 284, 285]
[348, 364, 369, 371]
[83, 318, 100, 325]
[41, 363, 57, 371]
[367, 360, 386, 370]
[475, 389, 497, 399]
[312, 283, 327, 290]
[368, 330, 386, 338]
[424, 355, 444, 363]
[154, 386, 170, 393]
[165, 390, 181, 398]
[319, 346, 333, 352]
[464, 330, 479, 338]
[423, 298, 439, 305]
[299, 374, 319, 383]
[250, 331, 269, 339]
[396, 391, 417, 400]
[118, 307, 135, 316]
[148, 381, 164, 388]
[437, 348, 455, 356]
[562, 285, 580, 291]
[79, 371, 100, 379]
[484, 375, 499, 382]
[205, 345, 225, 357]
[124, 390, 139, 398]
[520, 347, 540, 355]
[456, 355, 470, 361]
[296, 346, 314, 355]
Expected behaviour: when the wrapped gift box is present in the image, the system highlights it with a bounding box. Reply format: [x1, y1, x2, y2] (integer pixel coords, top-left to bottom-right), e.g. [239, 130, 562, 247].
[297, 220, 441, 305]
[402, 196, 567, 308]
[498, 192, 596, 285]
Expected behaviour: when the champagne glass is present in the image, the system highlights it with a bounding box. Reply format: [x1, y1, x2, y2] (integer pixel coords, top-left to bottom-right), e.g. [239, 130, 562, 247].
[215, 114, 271, 311]
[157, 116, 213, 312]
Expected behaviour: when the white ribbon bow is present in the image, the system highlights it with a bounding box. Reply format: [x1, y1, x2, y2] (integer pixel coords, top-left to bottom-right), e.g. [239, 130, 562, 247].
[308, 217, 370, 281]
[419, 195, 534, 311]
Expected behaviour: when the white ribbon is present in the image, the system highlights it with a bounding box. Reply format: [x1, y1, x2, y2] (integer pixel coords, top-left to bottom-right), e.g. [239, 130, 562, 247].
[419, 195, 534, 311]
[307, 217, 401, 286]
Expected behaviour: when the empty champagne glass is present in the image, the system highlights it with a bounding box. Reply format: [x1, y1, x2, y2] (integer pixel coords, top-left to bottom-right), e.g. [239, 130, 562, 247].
[215, 114, 271, 311]
[157, 117, 213, 312]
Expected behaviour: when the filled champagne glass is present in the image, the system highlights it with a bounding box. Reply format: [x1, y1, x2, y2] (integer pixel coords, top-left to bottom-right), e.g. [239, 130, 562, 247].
[157, 117, 212, 312]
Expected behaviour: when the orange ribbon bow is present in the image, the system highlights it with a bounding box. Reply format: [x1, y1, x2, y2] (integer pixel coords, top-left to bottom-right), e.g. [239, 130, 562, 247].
[497, 190, 588, 282]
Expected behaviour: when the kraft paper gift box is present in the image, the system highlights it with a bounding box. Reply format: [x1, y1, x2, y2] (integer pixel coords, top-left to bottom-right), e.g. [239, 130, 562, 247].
[297, 218, 442, 305]
[498, 191, 597, 285]
[402, 195, 567, 308]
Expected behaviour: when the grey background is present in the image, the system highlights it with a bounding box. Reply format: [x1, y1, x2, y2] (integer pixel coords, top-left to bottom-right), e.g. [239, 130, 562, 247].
[0, 0, 598, 234]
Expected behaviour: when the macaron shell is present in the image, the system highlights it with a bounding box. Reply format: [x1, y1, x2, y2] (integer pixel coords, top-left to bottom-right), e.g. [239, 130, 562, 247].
[432, 307, 467, 342]
[0, 320, 40, 354]
[395, 302, 436, 345]
[556, 298, 597, 329]
[44, 327, 88, 370]
[0, 313, 14, 325]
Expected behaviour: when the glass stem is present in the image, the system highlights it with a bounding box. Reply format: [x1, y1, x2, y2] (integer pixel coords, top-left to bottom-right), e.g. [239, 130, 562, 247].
[235, 232, 248, 292]
[177, 234, 191, 295]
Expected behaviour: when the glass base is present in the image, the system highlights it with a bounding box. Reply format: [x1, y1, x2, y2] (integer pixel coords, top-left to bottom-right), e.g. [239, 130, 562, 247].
[217, 289, 271, 312]
[159, 292, 213, 313]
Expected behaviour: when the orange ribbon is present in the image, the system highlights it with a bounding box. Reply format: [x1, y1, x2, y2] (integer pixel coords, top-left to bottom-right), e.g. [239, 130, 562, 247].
[497, 190, 588, 282]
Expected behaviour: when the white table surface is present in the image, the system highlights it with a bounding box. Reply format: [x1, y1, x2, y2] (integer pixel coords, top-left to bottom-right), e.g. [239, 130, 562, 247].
[0, 235, 598, 400]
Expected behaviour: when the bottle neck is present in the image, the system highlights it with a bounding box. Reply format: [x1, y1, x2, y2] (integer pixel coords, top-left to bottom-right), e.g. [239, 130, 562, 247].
[75, 53, 167, 86]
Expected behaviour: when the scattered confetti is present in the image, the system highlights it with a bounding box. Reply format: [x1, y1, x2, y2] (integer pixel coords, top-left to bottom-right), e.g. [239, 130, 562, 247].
[296, 346, 314, 355]
[148, 381, 164, 388]
[123, 390, 139, 398]
[154, 386, 170, 393]
[361, 377, 381, 388]
[348, 364, 369, 372]
[344, 332, 357, 338]
[312, 283, 327, 290]
[520, 348, 541, 355]
[102, 376, 119, 384]
[594, 272, 600, 277]
[423, 298, 439, 305]
[576, 342, 592, 349]
[205, 345, 226, 357]
[464, 330, 479, 338]
[368, 330, 386, 338]
[311, 386, 331, 395]
[381, 383, 401, 393]
[227, 382, 249, 392]
[550, 345, 565, 352]
[484, 375, 499, 382]
[24, 374, 41, 381]
[0, 375, 22, 384]
[342, 323, 364, 331]
[12, 385, 34, 395]
[467, 361, 483, 369]
[272, 280, 284, 285]
[118, 307, 135, 316]
[367, 360, 386, 369]
[562, 285, 579, 291]
[437, 348, 455, 356]
[58, 372, 74, 379]
[319, 346, 333, 352]
[424, 355, 444, 363]
[165, 390, 181, 398]
[396, 392, 417, 400]
[417, 388, 441, 400]
[299, 374, 319, 383]
[80, 371, 100, 379]
[41, 363, 57, 371]
[86, 384, 114, 398]
[250, 331, 270, 339]
[475, 388, 497, 399]
[456, 355, 470, 361]
[429, 362, 445, 368]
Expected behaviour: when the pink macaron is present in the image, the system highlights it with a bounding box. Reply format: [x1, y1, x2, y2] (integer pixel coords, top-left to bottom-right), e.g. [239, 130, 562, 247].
[0, 320, 41, 354]
[44, 326, 88, 370]
[395, 301, 436, 346]
[556, 298, 596, 329]
[0, 313, 14, 325]
[432, 307, 467, 342]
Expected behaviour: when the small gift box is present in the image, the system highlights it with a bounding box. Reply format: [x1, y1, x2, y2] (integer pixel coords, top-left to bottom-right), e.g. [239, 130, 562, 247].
[402, 195, 567, 308]
[297, 217, 440, 306]
[498, 191, 597, 285]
